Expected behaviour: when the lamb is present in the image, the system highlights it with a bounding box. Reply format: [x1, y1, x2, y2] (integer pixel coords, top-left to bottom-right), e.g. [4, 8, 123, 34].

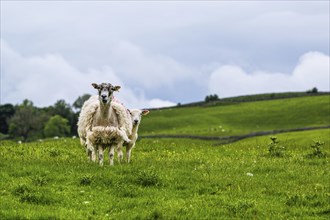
[85, 125, 129, 166]
[118, 109, 150, 163]
[77, 83, 132, 166]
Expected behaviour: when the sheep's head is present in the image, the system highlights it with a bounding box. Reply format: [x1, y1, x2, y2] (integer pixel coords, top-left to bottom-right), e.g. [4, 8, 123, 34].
[92, 83, 121, 105]
[128, 109, 150, 127]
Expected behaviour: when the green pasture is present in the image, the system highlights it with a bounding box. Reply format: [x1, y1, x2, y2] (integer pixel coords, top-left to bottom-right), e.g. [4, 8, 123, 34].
[1, 95, 329, 219]
[141, 95, 330, 136]
[1, 128, 329, 219]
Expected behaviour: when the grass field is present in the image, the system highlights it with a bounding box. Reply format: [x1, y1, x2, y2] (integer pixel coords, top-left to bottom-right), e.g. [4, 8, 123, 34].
[1, 95, 329, 219]
[140, 95, 330, 136]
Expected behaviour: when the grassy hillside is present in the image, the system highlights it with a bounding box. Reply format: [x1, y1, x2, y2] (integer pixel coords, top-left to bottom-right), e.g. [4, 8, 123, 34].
[140, 95, 330, 137]
[177, 91, 329, 108]
[1, 129, 329, 219]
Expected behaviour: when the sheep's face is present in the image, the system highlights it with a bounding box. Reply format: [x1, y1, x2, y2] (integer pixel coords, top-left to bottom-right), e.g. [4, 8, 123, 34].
[129, 109, 150, 126]
[92, 83, 120, 105]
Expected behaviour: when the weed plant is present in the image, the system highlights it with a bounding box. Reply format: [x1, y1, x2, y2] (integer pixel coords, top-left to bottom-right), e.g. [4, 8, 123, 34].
[267, 136, 286, 157]
[306, 140, 327, 158]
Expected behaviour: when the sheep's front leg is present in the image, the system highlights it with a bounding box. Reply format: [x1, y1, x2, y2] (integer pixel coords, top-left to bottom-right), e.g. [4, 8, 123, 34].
[109, 145, 115, 166]
[88, 147, 97, 163]
[126, 143, 135, 163]
[117, 146, 123, 163]
[98, 145, 104, 166]
[87, 148, 96, 162]
[86, 146, 92, 161]
[86, 139, 96, 162]
[117, 141, 124, 163]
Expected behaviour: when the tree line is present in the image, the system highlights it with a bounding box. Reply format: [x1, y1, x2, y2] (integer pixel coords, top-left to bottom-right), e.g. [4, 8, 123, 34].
[0, 94, 91, 141]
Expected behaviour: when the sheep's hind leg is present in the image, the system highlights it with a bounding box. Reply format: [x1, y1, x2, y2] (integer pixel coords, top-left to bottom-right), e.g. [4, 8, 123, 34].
[98, 145, 104, 166]
[91, 149, 97, 162]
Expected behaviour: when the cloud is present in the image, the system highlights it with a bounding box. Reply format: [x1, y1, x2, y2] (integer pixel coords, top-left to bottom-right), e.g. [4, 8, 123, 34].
[0, 39, 174, 109]
[147, 99, 176, 108]
[2, 36, 329, 109]
[113, 86, 176, 109]
[208, 51, 330, 97]
[1, 2, 329, 107]
[108, 41, 192, 89]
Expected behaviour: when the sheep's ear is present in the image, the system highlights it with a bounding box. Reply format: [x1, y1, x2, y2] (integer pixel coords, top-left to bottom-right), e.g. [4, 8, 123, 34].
[112, 86, 121, 92]
[92, 83, 99, 89]
[142, 110, 150, 116]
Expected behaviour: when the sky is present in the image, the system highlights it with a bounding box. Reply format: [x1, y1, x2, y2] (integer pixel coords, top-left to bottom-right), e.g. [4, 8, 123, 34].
[1, 1, 329, 109]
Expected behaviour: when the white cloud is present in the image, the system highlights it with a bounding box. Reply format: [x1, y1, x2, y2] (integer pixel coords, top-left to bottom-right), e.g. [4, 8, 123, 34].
[108, 41, 192, 89]
[112, 88, 175, 109]
[147, 99, 176, 108]
[208, 52, 330, 98]
[0, 39, 174, 109]
[292, 52, 330, 87]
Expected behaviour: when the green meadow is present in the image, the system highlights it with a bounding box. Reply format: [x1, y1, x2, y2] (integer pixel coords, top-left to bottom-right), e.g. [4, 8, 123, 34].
[140, 95, 329, 136]
[1, 95, 329, 219]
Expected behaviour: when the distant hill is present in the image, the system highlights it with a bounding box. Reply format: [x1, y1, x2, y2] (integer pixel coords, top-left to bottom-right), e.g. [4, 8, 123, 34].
[139, 94, 330, 139]
[151, 91, 330, 110]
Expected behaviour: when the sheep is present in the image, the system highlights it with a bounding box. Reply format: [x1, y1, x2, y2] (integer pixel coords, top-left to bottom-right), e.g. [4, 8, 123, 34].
[117, 109, 150, 163]
[86, 125, 129, 165]
[77, 94, 98, 161]
[77, 83, 132, 166]
[91, 102, 132, 166]
[78, 83, 117, 162]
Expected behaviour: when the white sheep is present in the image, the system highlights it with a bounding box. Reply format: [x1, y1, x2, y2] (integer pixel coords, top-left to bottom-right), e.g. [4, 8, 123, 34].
[77, 83, 132, 166]
[118, 109, 150, 163]
[86, 125, 129, 165]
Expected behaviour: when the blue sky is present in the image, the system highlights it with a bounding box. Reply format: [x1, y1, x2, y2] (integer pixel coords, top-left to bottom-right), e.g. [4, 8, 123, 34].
[1, 1, 329, 108]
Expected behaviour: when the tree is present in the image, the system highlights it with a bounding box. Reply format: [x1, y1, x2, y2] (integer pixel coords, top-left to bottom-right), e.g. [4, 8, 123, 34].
[205, 94, 219, 102]
[48, 99, 77, 135]
[0, 104, 15, 134]
[73, 94, 91, 111]
[50, 100, 73, 119]
[307, 87, 318, 94]
[8, 100, 40, 141]
[44, 115, 70, 137]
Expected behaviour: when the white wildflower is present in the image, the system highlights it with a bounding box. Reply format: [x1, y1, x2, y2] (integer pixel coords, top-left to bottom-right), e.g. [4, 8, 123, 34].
[246, 172, 254, 177]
